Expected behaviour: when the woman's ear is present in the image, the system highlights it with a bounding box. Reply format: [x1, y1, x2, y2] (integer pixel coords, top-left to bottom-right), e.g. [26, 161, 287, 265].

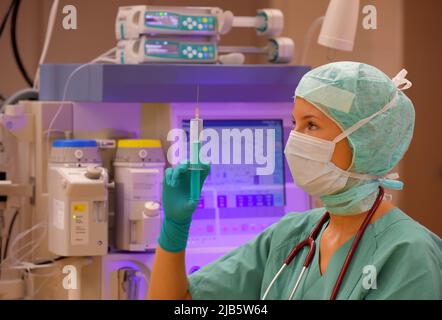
[332, 137, 353, 171]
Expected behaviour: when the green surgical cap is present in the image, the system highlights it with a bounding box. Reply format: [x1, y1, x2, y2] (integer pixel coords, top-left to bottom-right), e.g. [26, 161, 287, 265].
[295, 61, 415, 177]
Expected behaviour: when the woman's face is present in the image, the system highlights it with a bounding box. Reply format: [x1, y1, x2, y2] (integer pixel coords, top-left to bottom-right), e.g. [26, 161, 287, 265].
[292, 97, 353, 171]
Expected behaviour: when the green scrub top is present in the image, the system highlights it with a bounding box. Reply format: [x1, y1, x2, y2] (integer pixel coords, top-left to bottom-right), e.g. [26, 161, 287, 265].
[188, 207, 442, 300]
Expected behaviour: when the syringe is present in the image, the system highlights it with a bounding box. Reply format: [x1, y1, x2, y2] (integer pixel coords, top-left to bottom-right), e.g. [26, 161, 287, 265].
[189, 86, 203, 202]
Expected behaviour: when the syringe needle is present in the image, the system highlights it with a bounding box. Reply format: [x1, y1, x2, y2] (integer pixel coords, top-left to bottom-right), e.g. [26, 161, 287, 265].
[195, 85, 200, 119]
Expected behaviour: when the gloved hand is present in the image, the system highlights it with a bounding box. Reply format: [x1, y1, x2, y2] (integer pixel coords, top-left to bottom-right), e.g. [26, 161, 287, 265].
[158, 162, 210, 252]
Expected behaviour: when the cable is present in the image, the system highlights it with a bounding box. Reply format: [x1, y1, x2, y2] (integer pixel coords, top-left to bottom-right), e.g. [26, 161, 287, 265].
[0, 88, 39, 112]
[0, 220, 46, 269]
[46, 47, 117, 148]
[11, 0, 33, 87]
[326, 47, 337, 62]
[34, 256, 66, 265]
[0, 0, 16, 40]
[27, 267, 59, 298]
[11, 223, 46, 265]
[91, 47, 117, 63]
[2, 208, 19, 260]
[46, 63, 90, 151]
[0, 212, 3, 266]
[299, 16, 324, 65]
[93, 57, 116, 64]
[33, 0, 60, 89]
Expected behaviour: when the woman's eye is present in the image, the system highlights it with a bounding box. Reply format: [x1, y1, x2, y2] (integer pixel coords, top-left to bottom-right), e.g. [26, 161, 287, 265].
[307, 121, 318, 130]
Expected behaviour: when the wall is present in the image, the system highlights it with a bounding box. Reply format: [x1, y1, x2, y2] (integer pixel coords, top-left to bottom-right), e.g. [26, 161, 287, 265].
[402, 0, 442, 236]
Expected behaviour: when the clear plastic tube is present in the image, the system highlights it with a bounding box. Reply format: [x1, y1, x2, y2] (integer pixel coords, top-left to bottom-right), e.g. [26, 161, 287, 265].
[232, 16, 265, 28]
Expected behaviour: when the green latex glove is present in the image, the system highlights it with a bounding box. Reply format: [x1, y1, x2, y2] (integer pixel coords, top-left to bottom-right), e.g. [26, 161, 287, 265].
[158, 162, 210, 252]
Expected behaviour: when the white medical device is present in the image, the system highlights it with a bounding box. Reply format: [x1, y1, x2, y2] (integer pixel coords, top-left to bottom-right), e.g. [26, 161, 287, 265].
[117, 36, 294, 64]
[113, 140, 165, 251]
[114, 5, 292, 64]
[115, 5, 283, 40]
[48, 140, 108, 256]
[117, 36, 218, 64]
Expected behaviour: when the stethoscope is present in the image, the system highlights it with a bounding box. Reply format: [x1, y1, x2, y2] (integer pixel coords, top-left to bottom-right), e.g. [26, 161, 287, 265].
[262, 186, 385, 300]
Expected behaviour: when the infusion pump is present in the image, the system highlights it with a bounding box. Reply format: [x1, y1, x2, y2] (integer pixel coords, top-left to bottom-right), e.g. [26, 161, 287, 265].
[114, 5, 294, 64]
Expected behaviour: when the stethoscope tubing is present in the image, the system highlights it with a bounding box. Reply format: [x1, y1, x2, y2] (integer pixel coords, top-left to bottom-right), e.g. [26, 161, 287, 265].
[329, 186, 384, 299]
[261, 187, 385, 300]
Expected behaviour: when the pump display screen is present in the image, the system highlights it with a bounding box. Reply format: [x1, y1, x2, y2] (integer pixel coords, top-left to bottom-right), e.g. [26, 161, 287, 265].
[145, 40, 216, 61]
[145, 12, 179, 28]
[145, 41, 179, 56]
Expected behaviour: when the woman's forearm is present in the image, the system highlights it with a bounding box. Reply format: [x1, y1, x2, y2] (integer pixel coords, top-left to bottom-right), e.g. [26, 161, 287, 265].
[149, 163, 210, 299]
[148, 246, 191, 300]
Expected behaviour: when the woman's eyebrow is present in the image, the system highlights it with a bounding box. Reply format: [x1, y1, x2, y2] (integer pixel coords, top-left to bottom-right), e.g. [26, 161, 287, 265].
[301, 115, 318, 120]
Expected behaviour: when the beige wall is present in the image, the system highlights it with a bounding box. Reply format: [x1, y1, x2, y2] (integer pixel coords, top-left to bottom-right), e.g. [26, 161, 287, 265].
[402, 0, 442, 236]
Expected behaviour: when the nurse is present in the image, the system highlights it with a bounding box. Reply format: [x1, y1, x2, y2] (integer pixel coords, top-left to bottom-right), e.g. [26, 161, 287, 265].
[149, 61, 442, 300]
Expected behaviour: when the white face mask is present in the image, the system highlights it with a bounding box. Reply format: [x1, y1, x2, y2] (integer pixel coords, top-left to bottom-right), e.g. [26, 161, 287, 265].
[284, 131, 374, 196]
[284, 92, 400, 197]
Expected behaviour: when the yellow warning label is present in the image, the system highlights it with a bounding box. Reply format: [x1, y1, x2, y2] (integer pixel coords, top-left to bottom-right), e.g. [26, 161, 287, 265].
[72, 203, 87, 213]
